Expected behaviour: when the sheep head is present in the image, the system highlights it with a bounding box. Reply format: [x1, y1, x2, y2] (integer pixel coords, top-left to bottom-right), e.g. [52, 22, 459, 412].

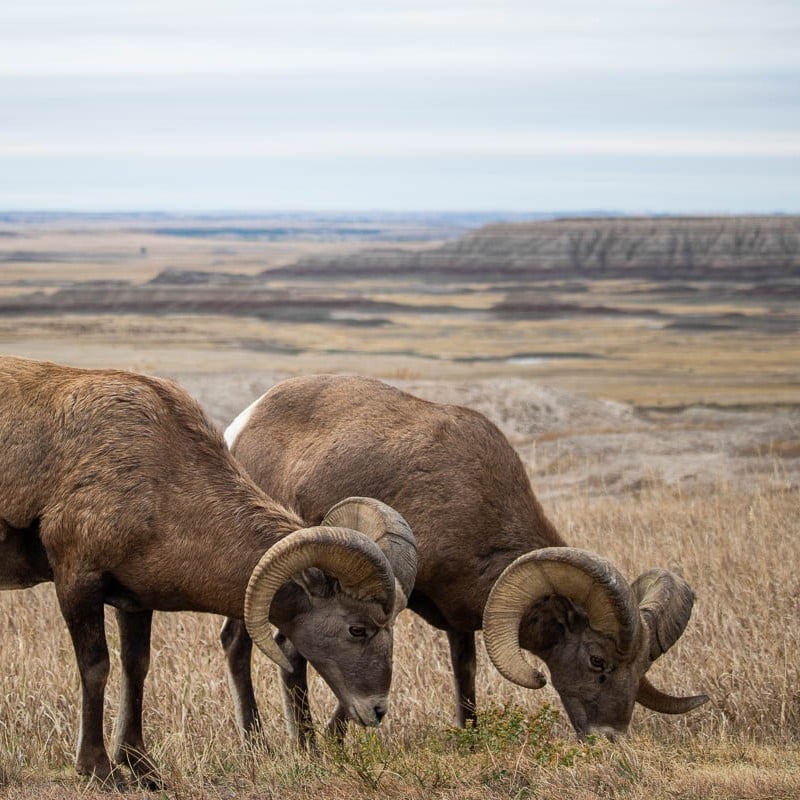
[483, 547, 708, 739]
[245, 498, 417, 727]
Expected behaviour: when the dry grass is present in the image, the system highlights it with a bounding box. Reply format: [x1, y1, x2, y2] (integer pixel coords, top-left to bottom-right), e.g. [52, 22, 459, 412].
[2, 219, 798, 795]
[2, 308, 799, 408]
[1, 481, 798, 798]
[0, 223, 400, 284]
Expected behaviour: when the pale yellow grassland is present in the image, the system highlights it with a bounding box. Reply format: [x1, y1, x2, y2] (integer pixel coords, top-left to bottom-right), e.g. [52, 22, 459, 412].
[0, 225, 434, 285]
[1, 310, 798, 406]
[2, 223, 798, 406]
[1, 222, 798, 797]
[0, 483, 798, 798]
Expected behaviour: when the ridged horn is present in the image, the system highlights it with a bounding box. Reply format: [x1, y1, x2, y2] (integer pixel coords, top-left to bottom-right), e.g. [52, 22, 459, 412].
[483, 547, 641, 689]
[632, 568, 707, 714]
[322, 497, 417, 610]
[632, 568, 696, 662]
[245, 527, 395, 671]
[637, 675, 709, 714]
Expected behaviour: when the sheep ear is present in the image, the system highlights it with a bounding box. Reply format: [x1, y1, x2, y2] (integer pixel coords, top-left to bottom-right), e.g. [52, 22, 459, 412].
[524, 596, 587, 656]
[267, 570, 336, 628]
[294, 567, 337, 599]
[267, 581, 312, 625]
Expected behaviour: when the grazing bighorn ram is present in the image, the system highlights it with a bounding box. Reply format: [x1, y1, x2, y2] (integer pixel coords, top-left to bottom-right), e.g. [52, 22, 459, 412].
[0, 357, 416, 788]
[223, 374, 707, 741]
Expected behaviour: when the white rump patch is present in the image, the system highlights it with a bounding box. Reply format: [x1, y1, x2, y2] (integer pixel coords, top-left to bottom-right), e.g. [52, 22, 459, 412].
[224, 392, 267, 449]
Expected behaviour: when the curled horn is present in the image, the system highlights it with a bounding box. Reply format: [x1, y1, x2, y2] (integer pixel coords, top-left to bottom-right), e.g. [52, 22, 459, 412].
[483, 547, 641, 690]
[321, 497, 417, 613]
[632, 569, 695, 661]
[637, 676, 709, 714]
[245, 527, 395, 671]
[632, 568, 709, 713]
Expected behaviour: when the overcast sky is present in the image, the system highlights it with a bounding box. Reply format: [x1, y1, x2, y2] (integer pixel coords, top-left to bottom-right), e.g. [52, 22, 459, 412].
[1, 0, 798, 212]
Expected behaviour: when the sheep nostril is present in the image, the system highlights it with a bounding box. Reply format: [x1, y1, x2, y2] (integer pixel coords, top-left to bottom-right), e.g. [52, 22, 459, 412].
[374, 705, 387, 722]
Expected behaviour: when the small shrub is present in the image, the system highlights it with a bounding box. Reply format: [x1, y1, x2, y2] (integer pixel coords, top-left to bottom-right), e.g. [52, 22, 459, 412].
[445, 702, 560, 755]
[326, 729, 393, 790]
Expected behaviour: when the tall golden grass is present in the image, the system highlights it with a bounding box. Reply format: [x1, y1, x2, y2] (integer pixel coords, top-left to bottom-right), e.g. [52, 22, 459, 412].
[1, 480, 798, 798]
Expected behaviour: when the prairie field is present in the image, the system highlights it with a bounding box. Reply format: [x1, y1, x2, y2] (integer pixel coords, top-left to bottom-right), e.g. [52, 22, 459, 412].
[0, 215, 799, 798]
[1, 483, 798, 799]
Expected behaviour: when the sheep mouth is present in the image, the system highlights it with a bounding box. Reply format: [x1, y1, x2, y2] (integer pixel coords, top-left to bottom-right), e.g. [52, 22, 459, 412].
[346, 700, 388, 727]
[582, 724, 626, 742]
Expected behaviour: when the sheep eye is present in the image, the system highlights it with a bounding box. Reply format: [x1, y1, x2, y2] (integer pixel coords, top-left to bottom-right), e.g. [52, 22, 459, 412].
[589, 655, 606, 671]
[348, 625, 367, 638]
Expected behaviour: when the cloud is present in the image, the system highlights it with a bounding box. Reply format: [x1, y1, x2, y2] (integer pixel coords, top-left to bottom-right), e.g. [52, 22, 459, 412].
[0, 1, 797, 77]
[0, 1, 797, 211]
[3, 130, 798, 159]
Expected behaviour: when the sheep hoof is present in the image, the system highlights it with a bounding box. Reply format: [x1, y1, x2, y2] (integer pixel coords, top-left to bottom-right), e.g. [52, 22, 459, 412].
[116, 746, 165, 791]
[77, 760, 127, 792]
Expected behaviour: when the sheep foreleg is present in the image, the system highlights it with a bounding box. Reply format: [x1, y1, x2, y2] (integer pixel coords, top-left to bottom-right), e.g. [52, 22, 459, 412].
[220, 617, 263, 740]
[275, 632, 315, 750]
[55, 570, 121, 788]
[448, 629, 478, 728]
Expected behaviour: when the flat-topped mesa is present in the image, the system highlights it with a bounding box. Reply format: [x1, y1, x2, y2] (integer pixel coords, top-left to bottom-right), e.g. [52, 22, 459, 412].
[0, 356, 416, 789]
[275, 215, 800, 280]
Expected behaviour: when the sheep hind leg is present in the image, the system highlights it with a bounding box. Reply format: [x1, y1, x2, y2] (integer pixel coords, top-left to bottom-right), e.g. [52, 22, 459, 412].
[54, 571, 121, 788]
[407, 593, 478, 728]
[220, 617, 262, 740]
[447, 629, 477, 728]
[113, 608, 163, 790]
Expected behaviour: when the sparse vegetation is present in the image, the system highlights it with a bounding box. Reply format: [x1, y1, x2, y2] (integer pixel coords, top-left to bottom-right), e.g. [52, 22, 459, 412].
[0, 214, 798, 407]
[0, 215, 798, 797]
[1, 482, 798, 798]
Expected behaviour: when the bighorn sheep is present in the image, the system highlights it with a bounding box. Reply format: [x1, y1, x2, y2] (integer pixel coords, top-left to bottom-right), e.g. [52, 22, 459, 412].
[223, 374, 707, 740]
[0, 358, 416, 788]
